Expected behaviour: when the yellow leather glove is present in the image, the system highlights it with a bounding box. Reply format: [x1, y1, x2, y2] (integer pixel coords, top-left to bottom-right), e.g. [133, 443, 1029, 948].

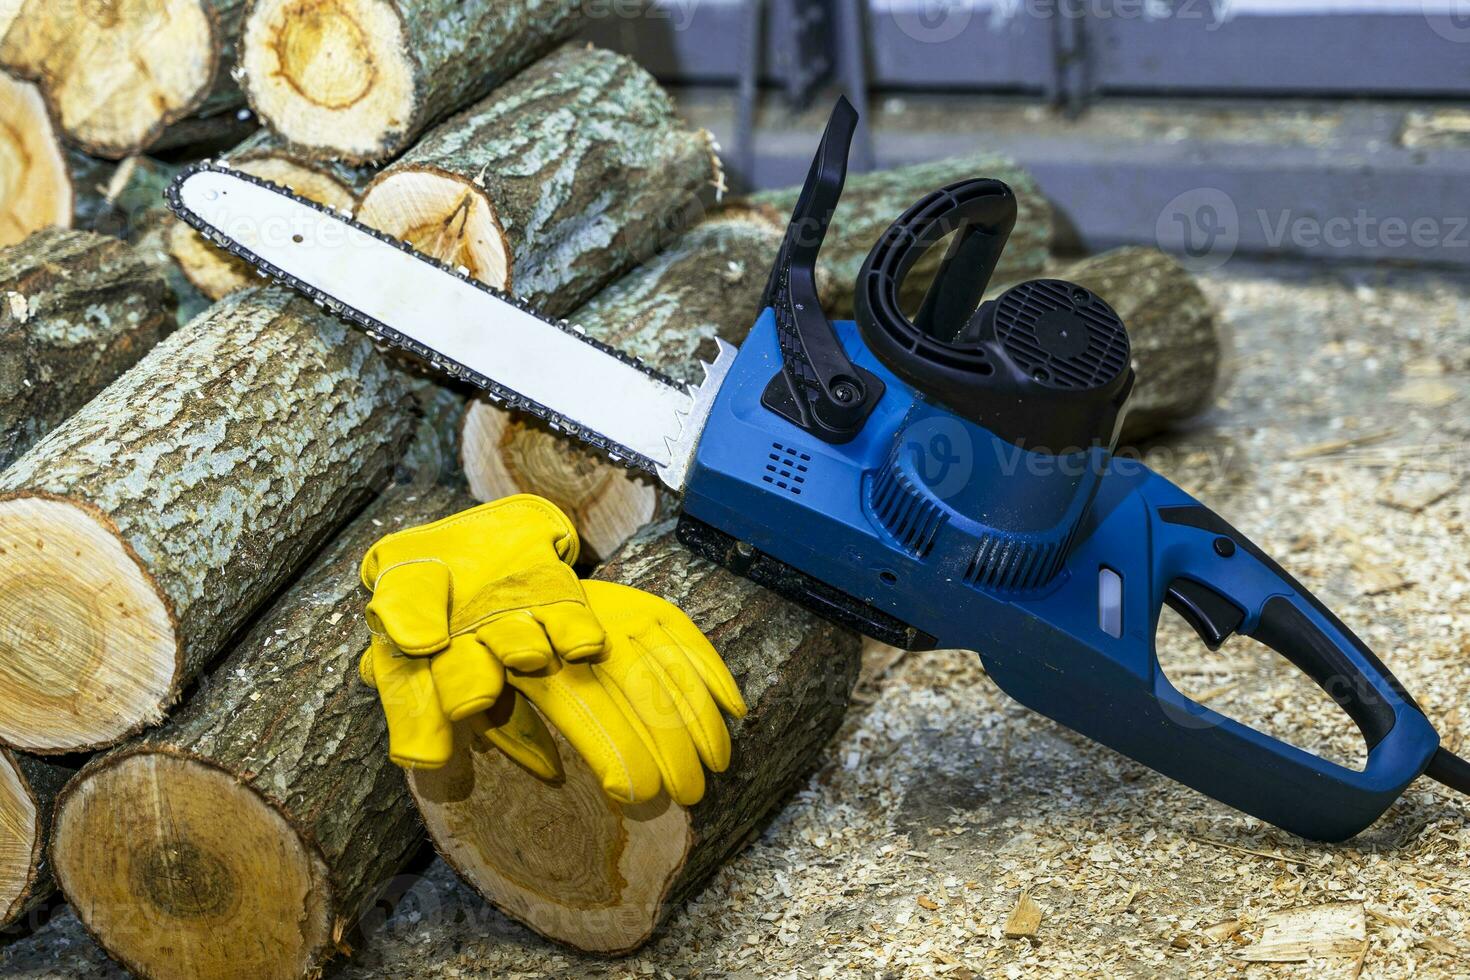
[575, 580, 748, 805]
[365, 578, 750, 804]
[357, 494, 605, 769]
[358, 495, 749, 806]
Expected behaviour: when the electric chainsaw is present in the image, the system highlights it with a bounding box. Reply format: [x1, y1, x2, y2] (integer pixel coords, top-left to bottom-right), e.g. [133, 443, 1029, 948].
[167, 98, 1470, 841]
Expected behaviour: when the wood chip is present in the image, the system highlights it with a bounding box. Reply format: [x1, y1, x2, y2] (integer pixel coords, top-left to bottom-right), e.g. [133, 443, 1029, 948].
[1390, 379, 1460, 409]
[1377, 470, 1461, 514]
[1002, 891, 1042, 938]
[1203, 919, 1243, 943]
[1234, 902, 1367, 962]
[916, 895, 939, 911]
[1286, 428, 1395, 460]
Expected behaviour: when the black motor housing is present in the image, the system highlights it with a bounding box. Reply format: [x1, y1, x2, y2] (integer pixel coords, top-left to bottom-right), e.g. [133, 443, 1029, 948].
[855, 180, 1135, 453]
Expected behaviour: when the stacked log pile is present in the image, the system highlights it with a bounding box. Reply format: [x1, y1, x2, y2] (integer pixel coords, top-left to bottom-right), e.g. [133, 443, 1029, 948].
[0, 0, 1227, 971]
[0, 288, 417, 752]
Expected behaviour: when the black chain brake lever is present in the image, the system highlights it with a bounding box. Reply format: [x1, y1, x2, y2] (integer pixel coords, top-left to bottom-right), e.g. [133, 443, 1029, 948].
[759, 96, 885, 444]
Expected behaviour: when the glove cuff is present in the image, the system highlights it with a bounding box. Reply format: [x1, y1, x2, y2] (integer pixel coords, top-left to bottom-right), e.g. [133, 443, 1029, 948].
[360, 494, 581, 588]
[449, 560, 587, 635]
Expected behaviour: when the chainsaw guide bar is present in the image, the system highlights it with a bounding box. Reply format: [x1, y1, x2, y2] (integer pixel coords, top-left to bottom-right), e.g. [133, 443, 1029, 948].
[165, 162, 729, 486]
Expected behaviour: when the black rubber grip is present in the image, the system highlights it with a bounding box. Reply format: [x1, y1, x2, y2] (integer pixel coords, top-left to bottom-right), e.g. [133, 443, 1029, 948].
[1252, 596, 1398, 750]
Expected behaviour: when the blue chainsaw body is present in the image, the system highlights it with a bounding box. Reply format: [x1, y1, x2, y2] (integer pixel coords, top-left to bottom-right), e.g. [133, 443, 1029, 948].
[680, 310, 1438, 841]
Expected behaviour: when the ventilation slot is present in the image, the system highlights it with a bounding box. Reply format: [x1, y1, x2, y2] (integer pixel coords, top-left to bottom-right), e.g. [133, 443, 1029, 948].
[762, 442, 811, 496]
[870, 452, 946, 558]
[964, 532, 1072, 593]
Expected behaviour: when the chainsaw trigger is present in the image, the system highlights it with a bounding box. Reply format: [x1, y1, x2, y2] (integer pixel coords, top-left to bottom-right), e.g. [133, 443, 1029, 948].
[1164, 577, 1245, 652]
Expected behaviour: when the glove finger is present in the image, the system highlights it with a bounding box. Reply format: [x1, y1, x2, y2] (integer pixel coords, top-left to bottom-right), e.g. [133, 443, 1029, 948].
[595, 653, 708, 806]
[359, 647, 378, 689]
[365, 560, 453, 656]
[653, 614, 748, 720]
[365, 639, 454, 769]
[477, 613, 554, 672]
[533, 603, 606, 662]
[467, 690, 563, 782]
[638, 625, 734, 774]
[508, 665, 662, 804]
[430, 634, 505, 722]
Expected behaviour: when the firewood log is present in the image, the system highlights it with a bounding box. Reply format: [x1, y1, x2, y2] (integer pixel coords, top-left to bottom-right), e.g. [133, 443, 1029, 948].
[0, 72, 69, 246]
[0, 751, 70, 930]
[0, 287, 416, 754]
[50, 484, 464, 980]
[409, 521, 862, 955]
[241, 0, 581, 164]
[0, 0, 246, 159]
[167, 132, 374, 300]
[460, 209, 783, 561]
[750, 153, 1054, 316]
[1036, 247, 1223, 442]
[356, 43, 721, 316]
[0, 229, 174, 469]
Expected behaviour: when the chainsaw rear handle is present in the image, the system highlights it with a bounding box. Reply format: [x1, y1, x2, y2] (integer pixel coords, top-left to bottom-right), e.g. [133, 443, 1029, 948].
[983, 469, 1440, 841]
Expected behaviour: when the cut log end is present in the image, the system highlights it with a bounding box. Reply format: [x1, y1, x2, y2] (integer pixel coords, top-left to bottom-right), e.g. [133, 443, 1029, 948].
[0, 72, 70, 246]
[460, 401, 657, 563]
[0, 496, 175, 752]
[0, 0, 220, 158]
[242, 0, 415, 162]
[0, 750, 40, 925]
[356, 167, 508, 288]
[170, 156, 357, 300]
[53, 750, 333, 980]
[410, 719, 691, 955]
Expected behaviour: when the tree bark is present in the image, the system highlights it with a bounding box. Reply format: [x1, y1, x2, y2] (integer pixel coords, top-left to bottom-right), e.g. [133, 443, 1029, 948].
[749, 153, 1054, 317]
[241, 0, 582, 164]
[50, 484, 467, 980]
[0, 228, 174, 469]
[409, 521, 862, 955]
[0, 0, 246, 158]
[0, 751, 71, 930]
[0, 287, 416, 753]
[460, 210, 782, 560]
[167, 131, 375, 301]
[356, 43, 722, 316]
[1033, 247, 1223, 442]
